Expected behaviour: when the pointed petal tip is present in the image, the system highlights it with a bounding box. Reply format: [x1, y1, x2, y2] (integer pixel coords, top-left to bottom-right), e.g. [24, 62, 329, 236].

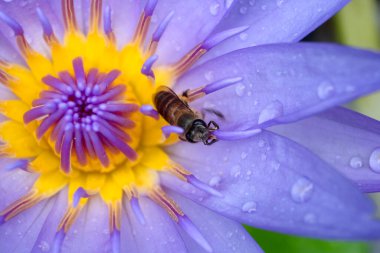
[130, 197, 146, 225]
[178, 215, 213, 253]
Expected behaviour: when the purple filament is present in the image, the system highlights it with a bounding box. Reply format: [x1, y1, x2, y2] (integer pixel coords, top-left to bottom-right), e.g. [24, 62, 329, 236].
[4, 159, 29, 171]
[213, 128, 262, 141]
[186, 175, 223, 198]
[23, 57, 138, 173]
[202, 26, 249, 50]
[140, 105, 159, 120]
[52, 229, 65, 253]
[141, 54, 158, 79]
[144, 0, 158, 16]
[152, 11, 174, 42]
[36, 8, 53, 37]
[103, 5, 113, 35]
[73, 187, 90, 207]
[111, 228, 121, 253]
[130, 197, 146, 225]
[177, 215, 213, 253]
[202, 77, 243, 95]
[161, 125, 184, 138]
[0, 11, 24, 36]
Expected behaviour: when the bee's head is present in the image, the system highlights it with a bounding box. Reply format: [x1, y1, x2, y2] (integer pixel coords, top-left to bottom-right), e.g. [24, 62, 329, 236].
[186, 120, 217, 145]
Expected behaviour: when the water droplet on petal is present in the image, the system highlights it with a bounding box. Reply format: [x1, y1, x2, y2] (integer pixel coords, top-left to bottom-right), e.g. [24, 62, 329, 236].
[317, 81, 335, 99]
[258, 100, 284, 124]
[230, 165, 241, 178]
[240, 152, 248, 160]
[239, 6, 248, 14]
[204, 71, 214, 82]
[239, 32, 248, 41]
[291, 177, 314, 203]
[224, 0, 234, 8]
[369, 148, 380, 173]
[258, 139, 265, 147]
[38, 241, 50, 252]
[241, 201, 257, 213]
[276, 0, 285, 7]
[208, 176, 222, 187]
[209, 3, 220, 16]
[303, 213, 317, 224]
[248, 0, 255, 6]
[349, 156, 363, 169]
[235, 83, 246, 96]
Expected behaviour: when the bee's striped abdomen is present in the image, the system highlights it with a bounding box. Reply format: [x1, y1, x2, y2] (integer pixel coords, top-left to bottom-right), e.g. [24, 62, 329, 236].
[154, 86, 195, 127]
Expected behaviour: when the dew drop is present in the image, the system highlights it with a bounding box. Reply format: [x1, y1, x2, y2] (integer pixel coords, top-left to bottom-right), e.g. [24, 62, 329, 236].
[224, 0, 234, 8]
[291, 177, 314, 203]
[303, 213, 316, 224]
[258, 100, 284, 124]
[369, 148, 380, 173]
[239, 6, 248, 15]
[258, 139, 265, 147]
[317, 81, 335, 99]
[271, 160, 281, 171]
[230, 165, 241, 178]
[208, 176, 222, 187]
[239, 32, 248, 41]
[235, 83, 246, 96]
[209, 3, 220, 16]
[204, 71, 214, 82]
[248, 0, 255, 6]
[241, 201, 257, 213]
[349, 156, 363, 169]
[38, 241, 50, 252]
[240, 152, 248, 160]
[276, 0, 285, 7]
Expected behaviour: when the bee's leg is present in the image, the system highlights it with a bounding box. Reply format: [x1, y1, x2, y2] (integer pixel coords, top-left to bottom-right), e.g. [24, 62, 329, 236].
[202, 108, 225, 120]
[204, 135, 218, 145]
[207, 120, 219, 131]
[181, 87, 205, 102]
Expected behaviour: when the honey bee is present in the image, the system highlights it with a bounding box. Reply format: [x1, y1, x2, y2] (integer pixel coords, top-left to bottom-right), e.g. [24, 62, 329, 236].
[154, 86, 220, 145]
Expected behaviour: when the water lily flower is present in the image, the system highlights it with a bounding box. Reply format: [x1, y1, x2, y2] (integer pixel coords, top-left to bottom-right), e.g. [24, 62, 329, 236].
[0, 0, 380, 253]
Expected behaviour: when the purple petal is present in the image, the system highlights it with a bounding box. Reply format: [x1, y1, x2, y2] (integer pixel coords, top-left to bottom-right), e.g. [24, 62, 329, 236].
[169, 192, 264, 253]
[62, 196, 110, 253]
[271, 107, 380, 193]
[105, 0, 143, 47]
[175, 43, 380, 130]
[152, 0, 233, 64]
[124, 196, 187, 253]
[0, 167, 37, 211]
[201, 0, 349, 62]
[120, 200, 139, 253]
[0, 1, 64, 56]
[163, 131, 380, 239]
[0, 197, 54, 253]
[31, 189, 68, 253]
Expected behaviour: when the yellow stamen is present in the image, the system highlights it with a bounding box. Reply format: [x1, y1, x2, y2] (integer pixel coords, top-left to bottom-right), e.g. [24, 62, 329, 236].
[108, 201, 121, 231]
[58, 205, 83, 232]
[149, 188, 184, 222]
[62, 0, 77, 32]
[90, 0, 103, 33]
[0, 190, 44, 221]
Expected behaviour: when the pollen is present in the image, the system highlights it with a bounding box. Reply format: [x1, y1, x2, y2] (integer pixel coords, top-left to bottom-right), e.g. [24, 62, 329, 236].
[0, 0, 249, 252]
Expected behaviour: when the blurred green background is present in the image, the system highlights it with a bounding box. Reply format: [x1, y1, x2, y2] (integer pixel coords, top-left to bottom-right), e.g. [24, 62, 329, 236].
[245, 0, 380, 252]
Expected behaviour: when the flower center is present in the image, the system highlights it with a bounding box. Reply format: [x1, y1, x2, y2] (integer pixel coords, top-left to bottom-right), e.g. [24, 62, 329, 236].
[23, 58, 139, 173]
[0, 1, 253, 252]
